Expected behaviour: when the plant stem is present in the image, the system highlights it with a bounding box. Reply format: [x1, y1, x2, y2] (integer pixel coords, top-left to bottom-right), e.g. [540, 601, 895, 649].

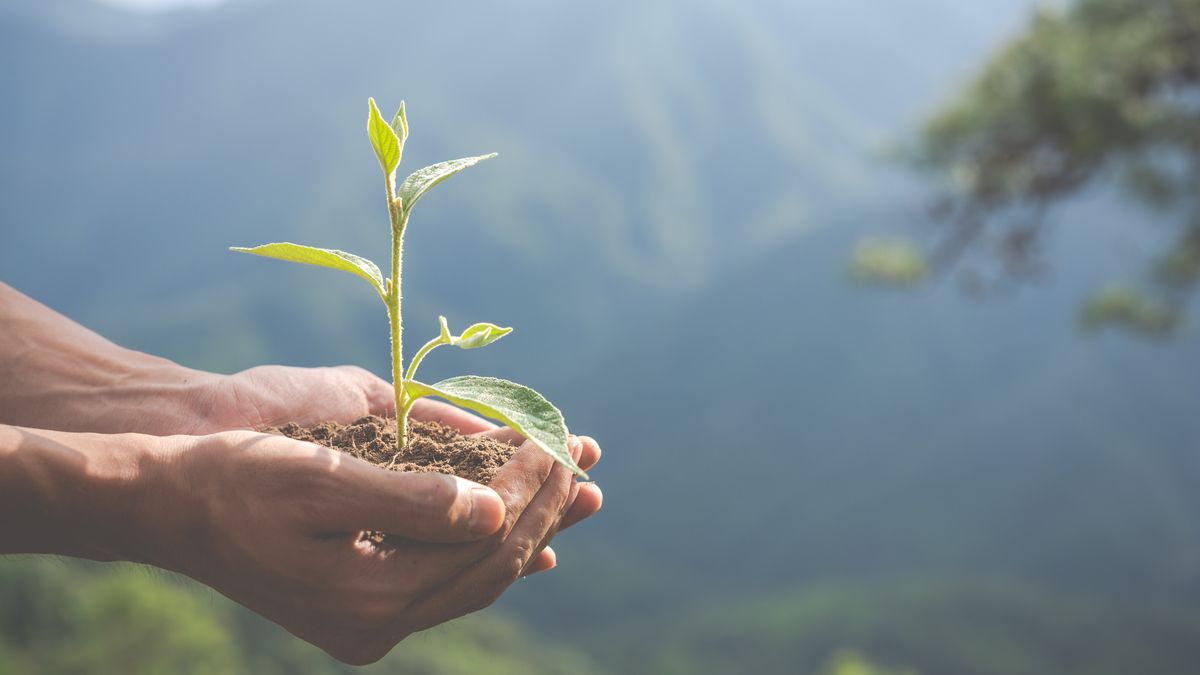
[405, 335, 443, 383]
[386, 176, 409, 451]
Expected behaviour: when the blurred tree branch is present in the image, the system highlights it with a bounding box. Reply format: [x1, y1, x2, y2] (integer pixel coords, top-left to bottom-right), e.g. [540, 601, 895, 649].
[860, 0, 1200, 336]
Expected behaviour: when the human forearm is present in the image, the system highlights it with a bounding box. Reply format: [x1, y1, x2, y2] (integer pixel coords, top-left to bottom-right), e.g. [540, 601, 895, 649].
[0, 424, 193, 563]
[1, 282, 410, 436]
[0, 282, 217, 434]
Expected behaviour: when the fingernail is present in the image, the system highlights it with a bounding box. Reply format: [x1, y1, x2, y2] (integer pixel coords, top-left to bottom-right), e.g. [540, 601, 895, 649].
[468, 486, 504, 535]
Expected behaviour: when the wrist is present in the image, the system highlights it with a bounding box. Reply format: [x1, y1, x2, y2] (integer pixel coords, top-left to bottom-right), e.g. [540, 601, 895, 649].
[0, 425, 203, 566]
[103, 360, 225, 436]
[0, 336, 219, 436]
[0, 283, 221, 434]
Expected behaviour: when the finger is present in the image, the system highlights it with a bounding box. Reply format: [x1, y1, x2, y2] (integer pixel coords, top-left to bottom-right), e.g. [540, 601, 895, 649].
[323, 459, 505, 543]
[496, 438, 580, 571]
[560, 482, 603, 531]
[406, 439, 581, 628]
[522, 547, 556, 576]
[334, 365, 395, 417]
[520, 478, 580, 576]
[477, 436, 559, 538]
[577, 435, 601, 472]
[409, 398, 497, 434]
[474, 431, 600, 471]
[373, 436, 560, 590]
[472, 425, 526, 446]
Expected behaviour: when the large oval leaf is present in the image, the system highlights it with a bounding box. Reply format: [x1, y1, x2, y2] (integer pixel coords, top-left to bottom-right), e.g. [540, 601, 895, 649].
[406, 375, 585, 477]
[399, 154, 497, 217]
[230, 242, 386, 300]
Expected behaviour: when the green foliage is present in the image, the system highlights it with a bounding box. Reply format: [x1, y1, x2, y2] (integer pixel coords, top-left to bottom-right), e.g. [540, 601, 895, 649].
[1080, 285, 1182, 337]
[56, 573, 240, 675]
[820, 651, 920, 675]
[389, 100, 409, 151]
[921, 0, 1200, 200]
[848, 238, 930, 287]
[0, 559, 605, 675]
[367, 97, 402, 176]
[609, 579, 1200, 675]
[0, 562, 239, 675]
[405, 316, 513, 381]
[232, 98, 582, 476]
[399, 154, 498, 219]
[908, 0, 1200, 333]
[230, 243, 387, 300]
[453, 321, 513, 349]
[366, 610, 605, 675]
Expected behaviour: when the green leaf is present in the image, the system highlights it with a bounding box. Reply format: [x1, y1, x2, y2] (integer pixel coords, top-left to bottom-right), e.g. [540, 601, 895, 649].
[406, 376, 584, 477]
[367, 97, 401, 176]
[454, 322, 513, 349]
[399, 154, 497, 217]
[229, 242, 386, 300]
[390, 100, 409, 146]
[405, 318, 514, 382]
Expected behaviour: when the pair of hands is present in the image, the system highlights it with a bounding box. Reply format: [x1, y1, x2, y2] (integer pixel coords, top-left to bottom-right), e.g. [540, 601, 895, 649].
[0, 282, 601, 663]
[167, 365, 602, 664]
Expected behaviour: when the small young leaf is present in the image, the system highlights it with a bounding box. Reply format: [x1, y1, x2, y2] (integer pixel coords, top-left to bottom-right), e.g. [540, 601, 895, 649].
[405, 376, 584, 477]
[399, 154, 497, 217]
[390, 100, 409, 146]
[405, 318, 514, 382]
[454, 322, 512, 349]
[230, 242, 386, 300]
[367, 97, 401, 176]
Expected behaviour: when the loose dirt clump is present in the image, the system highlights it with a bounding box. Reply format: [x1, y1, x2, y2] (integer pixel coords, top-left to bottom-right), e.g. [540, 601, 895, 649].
[266, 415, 515, 485]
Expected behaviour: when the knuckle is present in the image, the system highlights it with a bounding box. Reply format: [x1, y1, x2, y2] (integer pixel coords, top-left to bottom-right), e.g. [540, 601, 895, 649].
[500, 556, 526, 582]
[500, 540, 536, 581]
[337, 364, 373, 380]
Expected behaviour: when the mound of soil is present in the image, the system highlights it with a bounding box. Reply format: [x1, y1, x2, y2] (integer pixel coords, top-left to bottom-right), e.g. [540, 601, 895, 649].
[265, 415, 516, 485]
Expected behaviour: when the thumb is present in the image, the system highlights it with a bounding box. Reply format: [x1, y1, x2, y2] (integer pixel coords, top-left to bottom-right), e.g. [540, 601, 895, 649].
[329, 462, 506, 543]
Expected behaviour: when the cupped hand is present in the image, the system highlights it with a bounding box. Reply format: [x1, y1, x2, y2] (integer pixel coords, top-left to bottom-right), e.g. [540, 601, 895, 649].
[155, 428, 597, 665]
[196, 363, 603, 578]
[191, 364, 497, 435]
[189, 364, 393, 434]
[141, 359, 604, 646]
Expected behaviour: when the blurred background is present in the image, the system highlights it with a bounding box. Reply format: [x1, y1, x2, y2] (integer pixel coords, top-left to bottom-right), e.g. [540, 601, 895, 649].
[3, 0, 1200, 672]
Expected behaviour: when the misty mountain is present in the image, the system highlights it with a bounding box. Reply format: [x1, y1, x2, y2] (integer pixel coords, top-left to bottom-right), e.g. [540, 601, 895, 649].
[565, 214, 1200, 598]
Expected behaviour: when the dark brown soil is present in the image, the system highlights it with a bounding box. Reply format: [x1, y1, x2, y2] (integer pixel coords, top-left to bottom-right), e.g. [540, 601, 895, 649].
[265, 415, 516, 485]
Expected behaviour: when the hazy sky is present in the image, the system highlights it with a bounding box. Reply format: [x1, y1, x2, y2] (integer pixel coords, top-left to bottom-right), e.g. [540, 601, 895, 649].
[94, 0, 226, 11]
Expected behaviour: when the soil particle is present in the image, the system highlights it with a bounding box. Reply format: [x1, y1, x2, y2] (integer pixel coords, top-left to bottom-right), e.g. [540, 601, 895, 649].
[265, 415, 515, 485]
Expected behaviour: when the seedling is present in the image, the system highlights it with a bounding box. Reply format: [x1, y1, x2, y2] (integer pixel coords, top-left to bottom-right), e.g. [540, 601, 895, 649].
[232, 98, 585, 477]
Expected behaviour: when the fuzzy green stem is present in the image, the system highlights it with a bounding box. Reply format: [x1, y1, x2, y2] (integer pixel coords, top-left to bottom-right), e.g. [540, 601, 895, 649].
[386, 176, 409, 451]
[405, 335, 445, 383]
